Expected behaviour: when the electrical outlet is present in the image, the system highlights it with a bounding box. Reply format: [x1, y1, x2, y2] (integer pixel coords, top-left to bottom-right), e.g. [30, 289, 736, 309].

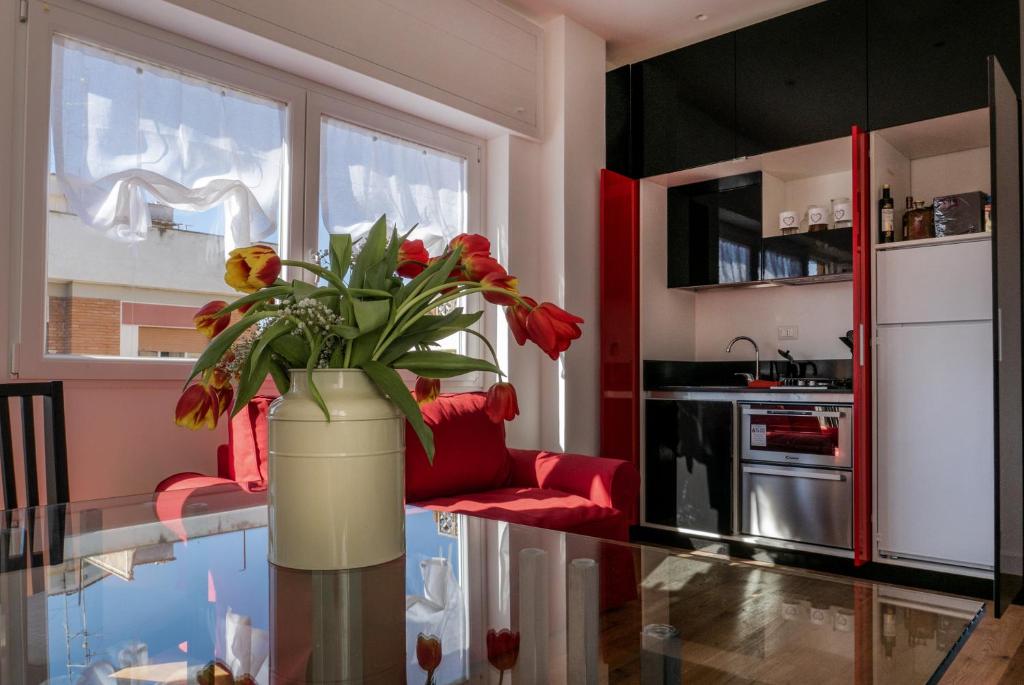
[778, 325, 799, 340]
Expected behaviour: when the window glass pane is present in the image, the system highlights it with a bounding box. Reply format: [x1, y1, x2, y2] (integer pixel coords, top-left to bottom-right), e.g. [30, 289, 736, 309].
[46, 36, 286, 359]
[318, 115, 471, 355]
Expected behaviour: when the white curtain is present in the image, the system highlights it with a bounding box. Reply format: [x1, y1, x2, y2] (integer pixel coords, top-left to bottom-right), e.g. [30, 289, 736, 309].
[50, 36, 285, 248]
[719, 239, 752, 284]
[319, 116, 467, 256]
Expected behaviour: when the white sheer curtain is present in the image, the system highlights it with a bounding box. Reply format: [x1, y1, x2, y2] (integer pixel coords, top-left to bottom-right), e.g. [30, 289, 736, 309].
[319, 116, 467, 256]
[719, 239, 752, 283]
[50, 35, 285, 248]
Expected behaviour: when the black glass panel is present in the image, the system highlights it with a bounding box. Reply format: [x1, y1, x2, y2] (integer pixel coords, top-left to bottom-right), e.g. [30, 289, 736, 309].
[645, 399, 734, 534]
[762, 228, 853, 280]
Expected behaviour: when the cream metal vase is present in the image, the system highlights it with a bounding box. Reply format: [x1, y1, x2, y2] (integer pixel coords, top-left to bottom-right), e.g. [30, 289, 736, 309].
[267, 369, 406, 570]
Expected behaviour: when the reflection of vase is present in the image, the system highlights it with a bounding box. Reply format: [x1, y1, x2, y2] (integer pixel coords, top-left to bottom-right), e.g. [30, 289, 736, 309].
[270, 556, 406, 684]
[268, 369, 405, 570]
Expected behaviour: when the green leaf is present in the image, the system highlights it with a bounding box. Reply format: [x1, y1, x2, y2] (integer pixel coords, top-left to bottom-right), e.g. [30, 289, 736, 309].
[186, 310, 270, 386]
[250, 318, 295, 364]
[331, 324, 362, 340]
[215, 286, 290, 317]
[328, 344, 344, 368]
[351, 216, 388, 288]
[291, 279, 319, 302]
[269, 334, 309, 368]
[393, 246, 460, 310]
[353, 298, 390, 333]
[361, 360, 435, 462]
[346, 332, 380, 368]
[306, 340, 330, 420]
[233, 345, 273, 415]
[391, 351, 500, 378]
[329, 233, 353, 280]
[269, 358, 291, 394]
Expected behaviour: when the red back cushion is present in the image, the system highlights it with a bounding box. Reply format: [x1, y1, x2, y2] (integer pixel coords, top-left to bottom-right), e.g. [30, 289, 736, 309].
[405, 392, 511, 502]
[226, 395, 275, 490]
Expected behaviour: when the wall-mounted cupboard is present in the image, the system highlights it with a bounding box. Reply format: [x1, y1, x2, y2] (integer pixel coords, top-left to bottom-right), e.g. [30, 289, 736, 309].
[660, 135, 856, 289]
[607, 0, 1020, 179]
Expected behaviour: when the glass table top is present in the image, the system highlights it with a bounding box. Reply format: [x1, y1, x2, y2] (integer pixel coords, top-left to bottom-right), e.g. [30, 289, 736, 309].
[0, 487, 984, 684]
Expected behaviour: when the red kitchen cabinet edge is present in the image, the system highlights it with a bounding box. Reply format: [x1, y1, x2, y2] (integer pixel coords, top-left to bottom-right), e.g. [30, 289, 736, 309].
[852, 126, 872, 566]
[599, 169, 641, 522]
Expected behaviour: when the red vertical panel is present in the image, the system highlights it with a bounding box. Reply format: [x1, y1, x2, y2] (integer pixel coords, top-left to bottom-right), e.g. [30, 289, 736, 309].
[852, 126, 873, 566]
[599, 169, 640, 522]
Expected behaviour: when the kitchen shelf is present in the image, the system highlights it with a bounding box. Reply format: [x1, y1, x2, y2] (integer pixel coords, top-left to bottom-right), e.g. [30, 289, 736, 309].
[874, 232, 991, 252]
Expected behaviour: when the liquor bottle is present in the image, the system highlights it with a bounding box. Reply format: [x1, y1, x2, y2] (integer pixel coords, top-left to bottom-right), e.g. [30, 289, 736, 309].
[879, 185, 895, 243]
[902, 196, 914, 241]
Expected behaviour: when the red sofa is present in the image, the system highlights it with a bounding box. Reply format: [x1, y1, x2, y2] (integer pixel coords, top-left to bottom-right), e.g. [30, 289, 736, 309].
[157, 392, 639, 543]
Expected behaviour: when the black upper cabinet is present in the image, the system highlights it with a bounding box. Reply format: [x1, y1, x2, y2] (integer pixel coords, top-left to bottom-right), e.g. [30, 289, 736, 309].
[868, 0, 1020, 130]
[605, 65, 632, 177]
[635, 34, 736, 176]
[667, 173, 762, 288]
[735, 0, 867, 156]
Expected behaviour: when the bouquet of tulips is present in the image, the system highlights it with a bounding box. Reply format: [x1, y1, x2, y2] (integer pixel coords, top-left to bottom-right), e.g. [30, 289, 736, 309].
[175, 215, 584, 460]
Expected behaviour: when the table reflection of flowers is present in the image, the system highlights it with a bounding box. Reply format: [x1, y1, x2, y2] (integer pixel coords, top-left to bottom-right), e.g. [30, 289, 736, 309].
[486, 628, 521, 684]
[416, 632, 443, 685]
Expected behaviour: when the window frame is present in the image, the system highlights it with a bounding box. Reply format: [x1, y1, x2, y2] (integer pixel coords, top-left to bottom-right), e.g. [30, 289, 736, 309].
[13, 0, 489, 389]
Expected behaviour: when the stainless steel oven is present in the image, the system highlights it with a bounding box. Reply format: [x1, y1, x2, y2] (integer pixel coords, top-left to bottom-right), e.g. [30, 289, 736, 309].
[740, 403, 854, 549]
[740, 403, 852, 468]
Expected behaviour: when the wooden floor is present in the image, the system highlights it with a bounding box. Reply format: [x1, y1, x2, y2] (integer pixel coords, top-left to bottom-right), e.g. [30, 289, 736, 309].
[940, 602, 1024, 684]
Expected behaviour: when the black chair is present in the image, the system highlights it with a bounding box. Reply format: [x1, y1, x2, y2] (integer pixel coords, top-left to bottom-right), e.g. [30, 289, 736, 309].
[0, 382, 70, 570]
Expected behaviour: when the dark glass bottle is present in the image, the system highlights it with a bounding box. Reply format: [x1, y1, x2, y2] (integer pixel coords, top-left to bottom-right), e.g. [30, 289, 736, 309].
[879, 184, 895, 243]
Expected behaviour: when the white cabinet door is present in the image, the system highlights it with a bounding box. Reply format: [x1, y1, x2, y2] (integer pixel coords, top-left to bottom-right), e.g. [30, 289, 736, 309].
[877, 240, 992, 324]
[876, 321, 994, 568]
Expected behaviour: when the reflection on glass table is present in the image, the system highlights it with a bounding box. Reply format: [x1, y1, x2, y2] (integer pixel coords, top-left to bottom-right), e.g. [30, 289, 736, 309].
[0, 488, 983, 684]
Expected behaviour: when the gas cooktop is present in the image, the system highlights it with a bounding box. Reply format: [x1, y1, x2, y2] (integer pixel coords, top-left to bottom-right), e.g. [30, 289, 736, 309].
[770, 377, 853, 391]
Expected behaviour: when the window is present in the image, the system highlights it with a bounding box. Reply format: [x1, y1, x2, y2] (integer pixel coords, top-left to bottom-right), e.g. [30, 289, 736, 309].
[17, 2, 483, 382]
[45, 36, 287, 361]
[317, 114, 473, 356]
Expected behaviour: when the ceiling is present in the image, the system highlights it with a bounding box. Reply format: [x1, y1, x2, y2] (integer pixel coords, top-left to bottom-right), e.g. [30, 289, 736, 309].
[501, 0, 824, 67]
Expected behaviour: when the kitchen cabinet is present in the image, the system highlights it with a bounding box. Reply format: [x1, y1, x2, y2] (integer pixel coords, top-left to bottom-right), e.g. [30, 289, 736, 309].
[605, 65, 632, 177]
[667, 172, 762, 288]
[867, 0, 1020, 130]
[634, 34, 736, 176]
[875, 321, 994, 568]
[870, 56, 1023, 613]
[644, 399, 734, 534]
[876, 239, 992, 324]
[735, 0, 866, 156]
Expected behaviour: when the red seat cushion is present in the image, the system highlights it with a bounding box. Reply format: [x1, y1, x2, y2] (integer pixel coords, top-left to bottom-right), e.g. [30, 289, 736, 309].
[405, 393, 511, 501]
[415, 487, 627, 539]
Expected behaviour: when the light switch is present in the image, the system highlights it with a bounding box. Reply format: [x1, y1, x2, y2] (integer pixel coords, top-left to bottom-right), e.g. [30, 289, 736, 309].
[778, 325, 799, 340]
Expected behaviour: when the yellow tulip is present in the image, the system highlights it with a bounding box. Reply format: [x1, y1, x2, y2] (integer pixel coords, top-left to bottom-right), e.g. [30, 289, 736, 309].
[225, 245, 281, 293]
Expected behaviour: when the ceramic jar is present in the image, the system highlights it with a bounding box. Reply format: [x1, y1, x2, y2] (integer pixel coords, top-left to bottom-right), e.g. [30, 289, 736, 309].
[267, 369, 405, 570]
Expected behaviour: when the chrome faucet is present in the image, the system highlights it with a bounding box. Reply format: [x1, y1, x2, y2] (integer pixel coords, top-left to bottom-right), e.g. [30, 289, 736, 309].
[726, 336, 760, 380]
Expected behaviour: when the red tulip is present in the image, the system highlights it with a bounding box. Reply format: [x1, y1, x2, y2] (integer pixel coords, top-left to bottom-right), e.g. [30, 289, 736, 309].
[480, 271, 519, 306]
[486, 628, 520, 674]
[460, 253, 507, 283]
[416, 632, 442, 683]
[415, 376, 441, 405]
[194, 300, 229, 339]
[526, 302, 584, 360]
[505, 297, 537, 346]
[225, 245, 281, 293]
[449, 233, 490, 257]
[397, 239, 430, 278]
[485, 383, 519, 423]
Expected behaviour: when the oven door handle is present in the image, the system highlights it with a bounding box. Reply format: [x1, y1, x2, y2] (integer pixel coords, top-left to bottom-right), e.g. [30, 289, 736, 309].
[742, 465, 847, 481]
[743, 408, 847, 418]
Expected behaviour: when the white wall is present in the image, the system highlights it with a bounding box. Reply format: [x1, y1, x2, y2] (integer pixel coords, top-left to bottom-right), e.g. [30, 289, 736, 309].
[693, 281, 854, 361]
[640, 181, 695, 361]
[535, 16, 606, 455]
